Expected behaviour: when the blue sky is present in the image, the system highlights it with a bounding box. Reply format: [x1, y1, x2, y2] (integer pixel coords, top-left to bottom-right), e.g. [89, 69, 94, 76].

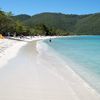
[0, 0, 100, 15]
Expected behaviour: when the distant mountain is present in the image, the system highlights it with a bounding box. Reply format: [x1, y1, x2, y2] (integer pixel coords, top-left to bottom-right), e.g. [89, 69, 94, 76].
[23, 13, 79, 32]
[12, 14, 31, 22]
[13, 12, 100, 35]
[75, 13, 100, 35]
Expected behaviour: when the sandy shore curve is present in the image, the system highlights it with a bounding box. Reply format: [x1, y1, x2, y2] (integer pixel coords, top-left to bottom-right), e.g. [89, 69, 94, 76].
[0, 39, 100, 100]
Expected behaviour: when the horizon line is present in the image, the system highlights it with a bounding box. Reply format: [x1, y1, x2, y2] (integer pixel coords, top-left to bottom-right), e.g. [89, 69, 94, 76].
[13, 11, 100, 16]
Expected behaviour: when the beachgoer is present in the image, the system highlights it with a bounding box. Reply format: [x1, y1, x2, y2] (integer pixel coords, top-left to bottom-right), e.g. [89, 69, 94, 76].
[49, 39, 51, 42]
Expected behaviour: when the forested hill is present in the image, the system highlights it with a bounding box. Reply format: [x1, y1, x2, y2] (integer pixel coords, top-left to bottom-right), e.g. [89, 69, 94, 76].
[13, 12, 100, 35]
[24, 13, 80, 34]
[0, 10, 100, 36]
[12, 14, 31, 22]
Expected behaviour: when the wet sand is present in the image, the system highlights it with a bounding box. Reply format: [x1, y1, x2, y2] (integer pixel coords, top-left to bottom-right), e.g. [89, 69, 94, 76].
[0, 41, 100, 100]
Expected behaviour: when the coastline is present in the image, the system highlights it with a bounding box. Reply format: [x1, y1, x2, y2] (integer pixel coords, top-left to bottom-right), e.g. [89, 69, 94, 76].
[0, 36, 56, 68]
[0, 36, 100, 100]
[36, 40, 100, 99]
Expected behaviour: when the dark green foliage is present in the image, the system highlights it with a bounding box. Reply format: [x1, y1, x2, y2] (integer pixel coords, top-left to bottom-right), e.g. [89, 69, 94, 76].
[0, 10, 31, 36]
[75, 13, 100, 35]
[0, 10, 100, 36]
[0, 10, 15, 35]
[24, 13, 79, 32]
[15, 12, 100, 35]
[33, 24, 49, 36]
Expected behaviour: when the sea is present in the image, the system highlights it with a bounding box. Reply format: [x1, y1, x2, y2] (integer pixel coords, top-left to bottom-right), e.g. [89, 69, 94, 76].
[44, 36, 100, 93]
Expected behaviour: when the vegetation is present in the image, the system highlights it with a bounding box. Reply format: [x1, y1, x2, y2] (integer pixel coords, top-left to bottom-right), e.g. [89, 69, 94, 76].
[0, 10, 100, 36]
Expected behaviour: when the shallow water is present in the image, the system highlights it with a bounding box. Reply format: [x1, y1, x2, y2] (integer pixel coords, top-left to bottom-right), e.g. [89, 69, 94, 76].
[44, 36, 100, 93]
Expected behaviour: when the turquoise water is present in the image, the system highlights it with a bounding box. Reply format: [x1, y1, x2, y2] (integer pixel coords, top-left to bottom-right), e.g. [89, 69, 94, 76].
[44, 36, 100, 93]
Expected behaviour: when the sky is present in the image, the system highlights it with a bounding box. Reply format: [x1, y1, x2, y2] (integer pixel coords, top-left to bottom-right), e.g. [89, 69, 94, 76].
[0, 0, 100, 15]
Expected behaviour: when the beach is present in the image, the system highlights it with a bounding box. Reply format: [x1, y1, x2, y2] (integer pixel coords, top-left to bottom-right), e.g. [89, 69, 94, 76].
[0, 37, 100, 100]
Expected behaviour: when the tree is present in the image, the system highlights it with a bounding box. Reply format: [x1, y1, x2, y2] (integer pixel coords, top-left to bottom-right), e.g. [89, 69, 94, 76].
[33, 24, 49, 36]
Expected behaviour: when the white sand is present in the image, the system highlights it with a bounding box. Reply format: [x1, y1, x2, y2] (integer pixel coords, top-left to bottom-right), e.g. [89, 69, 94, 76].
[0, 39, 27, 68]
[0, 37, 100, 100]
[0, 36, 55, 67]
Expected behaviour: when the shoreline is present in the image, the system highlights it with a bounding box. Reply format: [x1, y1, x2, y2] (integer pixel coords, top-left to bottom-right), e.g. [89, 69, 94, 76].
[43, 39, 100, 94]
[37, 41, 100, 99]
[0, 36, 58, 68]
[0, 36, 100, 100]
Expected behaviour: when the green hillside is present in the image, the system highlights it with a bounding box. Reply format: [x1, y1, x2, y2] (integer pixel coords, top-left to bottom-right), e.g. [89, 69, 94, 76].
[13, 12, 100, 35]
[0, 10, 100, 36]
[24, 13, 79, 32]
[12, 14, 31, 22]
[75, 13, 100, 35]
